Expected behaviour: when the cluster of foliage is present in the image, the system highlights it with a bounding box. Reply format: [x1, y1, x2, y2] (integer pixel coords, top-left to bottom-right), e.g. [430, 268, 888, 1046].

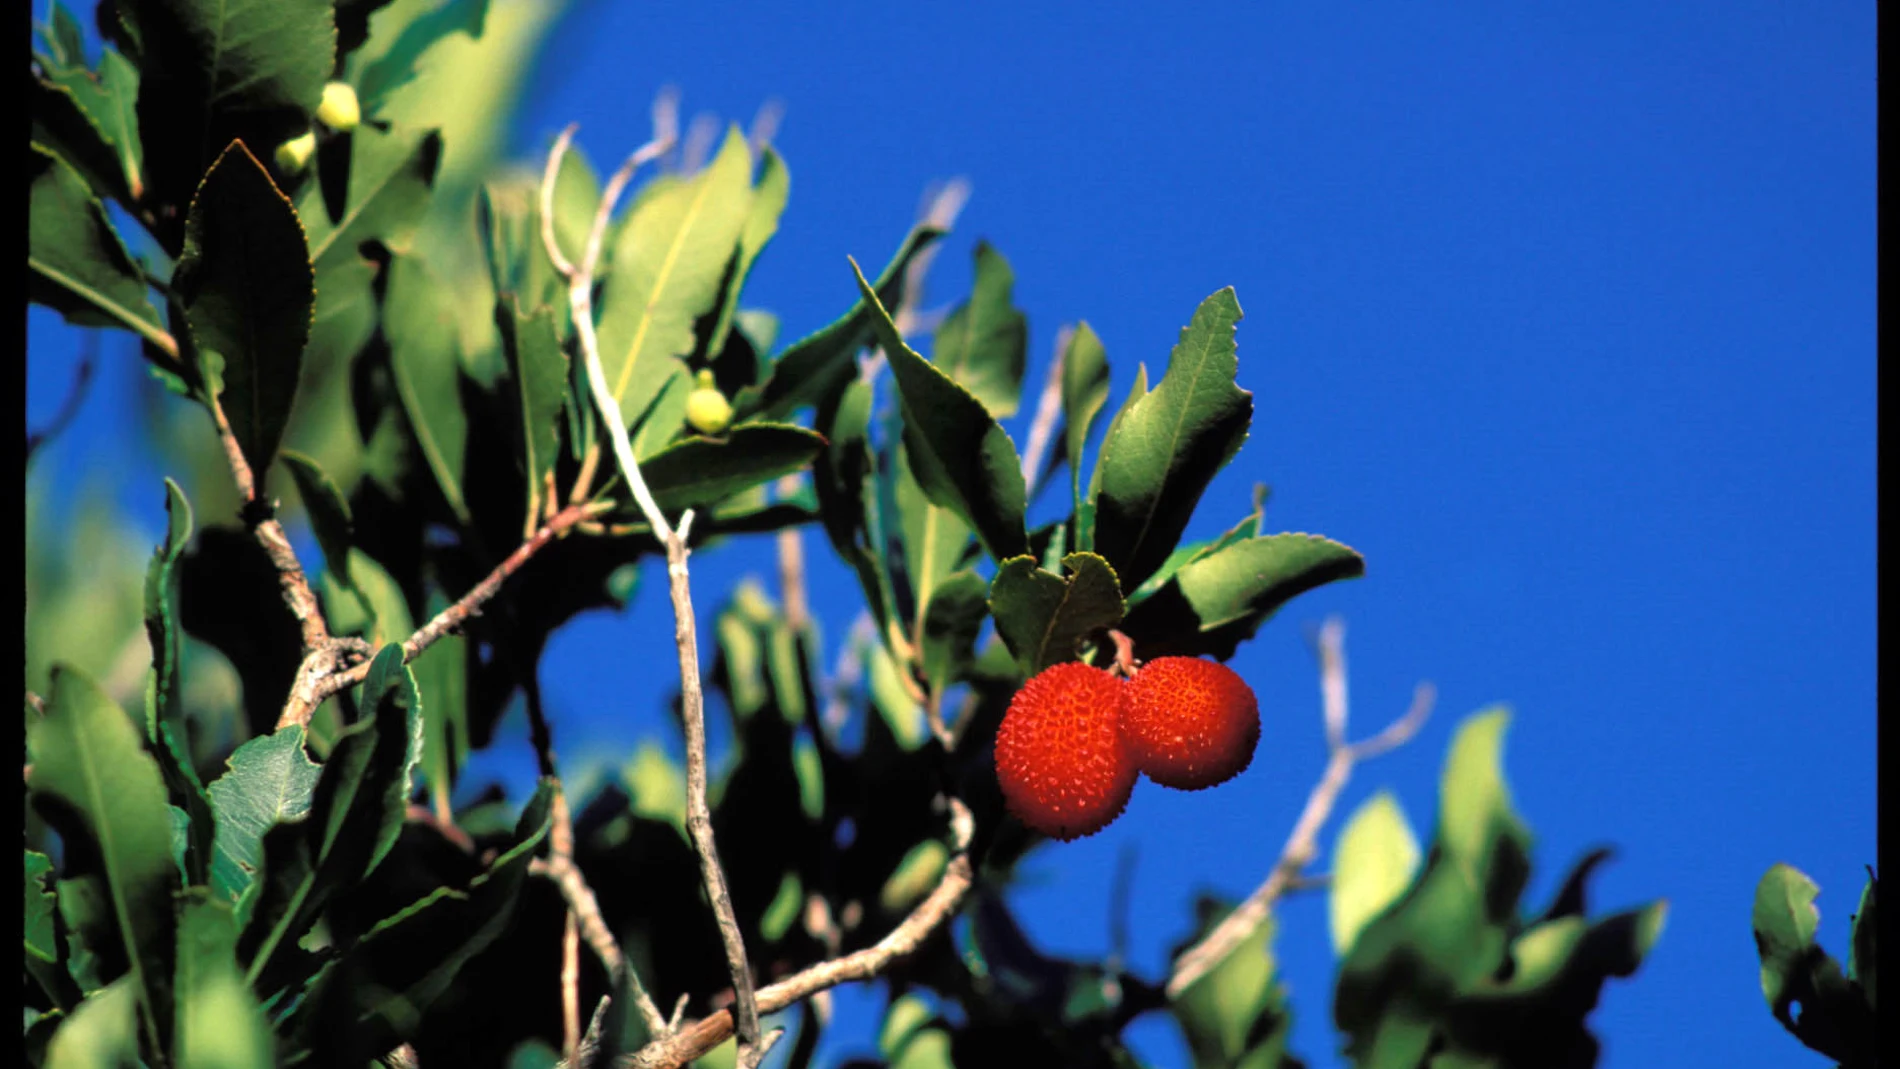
[26, 2, 1669, 1067]
[1749, 864, 1878, 1069]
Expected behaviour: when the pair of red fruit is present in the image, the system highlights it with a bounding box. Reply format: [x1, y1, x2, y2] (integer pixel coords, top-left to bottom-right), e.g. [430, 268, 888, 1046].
[993, 655, 1259, 840]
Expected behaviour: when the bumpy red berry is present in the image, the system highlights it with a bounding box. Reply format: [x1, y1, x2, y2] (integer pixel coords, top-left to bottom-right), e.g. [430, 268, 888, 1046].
[993, 662, 1135, 840]
[1120, 657, 1259, 790]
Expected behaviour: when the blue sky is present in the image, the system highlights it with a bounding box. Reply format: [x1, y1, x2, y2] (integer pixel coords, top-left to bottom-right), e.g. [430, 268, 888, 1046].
[28, 3, 1875, 1067]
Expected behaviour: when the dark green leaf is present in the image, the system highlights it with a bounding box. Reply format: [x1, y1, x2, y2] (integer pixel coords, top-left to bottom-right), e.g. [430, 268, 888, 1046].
[812, 379, 900, 642]
[896, 442, 974, 643]
[1129, 483, 1269, 604]
[27, 667, 176, 1055]
[28, 144, 167, 351]
[1092, 288, 1253, 593]
[239, 645, 423, 998]
[500, 300, 567, 531]
[1849, 872, 1876, 1010]
[854, 257, 1028, 561]
[1121, 533, 1363, 661]
[297, 125, 444, 371]
[384, 252, 471, 523]
[641, 423, 826, 515]
[280, 451, 354, 591]
[919, 570, 990, 698]
[1079, 363, 1147, 553]
[174, 140, 315, 482]
[172, 890, 272, 1069]
[413, 586, 468, 810]
[743, 223, 945, 420]
[707, 145, 790, 358]
[931, 241, 1027, 418]
[596, 126, 755, 428]
[143, 479, 215, 886]
[1061, 321, 1110, 513]
[287, 782, 554, 1064]
[129, 0, 336, 243]
[206, 725, 320, 907]
[26, 849, 82, 1011]
[988, 552, 1123, 675]
[31, 77, 134, 205]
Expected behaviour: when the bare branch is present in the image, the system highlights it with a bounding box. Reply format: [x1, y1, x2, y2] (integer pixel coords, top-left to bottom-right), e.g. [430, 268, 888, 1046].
[619, 799, 976, 1069]
[562, 910, 582, 1061]
[746, 99, 785, 156]
[549, 116, 764, 1069]
[775, 474, 808, 632]
[538, 124, 580, 278]
[1165, 618, 1435, 998]
[301, 501, 609, 713]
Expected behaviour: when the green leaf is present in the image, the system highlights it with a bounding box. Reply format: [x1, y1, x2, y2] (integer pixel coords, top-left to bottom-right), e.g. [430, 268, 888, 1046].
[27, 144, 167, 351]
[297, 124, 444, 370]
[854, 257, 1029, 561]
[1129, 483, 1269, 604]
[880, 841, 950, 914]
[919, 570, 990, 698]
[31, 77, 135, 205]
[987, 553, 1123, 675]
[43, 978, 140, 1069]
[1079, 363, 1146, 552]
[281, 451, 354, 593]
[812, 379, 900, 642]
[501, 300, 568, 531]
[27, 667, 177, 1055]
[172, 890, 272, 1069]
[632, 363, 693, 460]
[1330, 791, 1422, 956]
[1753, 863, 1828, 1015]
[240, 645, 423, 998]
[896, 440, 975, 641]
[319, 548, 415, 647]
[744, 223, 946, 420]
[1171, 905, 1296, 1069]
[26, 849, 81, 1011]
[206, 725, 321, 908]
[1438, 707, 1531, 890]
[931, 241, 1028, 418]
[143, 479, 214, 887]
[1849, 871, 1876, 1010]
[384, 251, 471, 523]
[351, 0, 488, 114]
[174, 140, 314, 482]
[413, 586, 469, 809]
[708, 145, 790, 358]
[1121, 532, 1363, 661]
[1061, 321, 1110, 513]
[596, 125, 755, 428]
[641, 423, 826, 515]
[1092, 288, 1253, 593]
[130, 0, 336, 245]
[286, 782, 554, 1064]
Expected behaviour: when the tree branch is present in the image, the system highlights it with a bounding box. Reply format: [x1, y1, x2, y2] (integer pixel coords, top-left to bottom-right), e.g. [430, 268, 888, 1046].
[545, 115, 773, 1069]
[298, 500, 609, 714]
[619, 799, 976, 1069]
[1017, 325, 1068, 495]
[1165, 617, 1435, 998]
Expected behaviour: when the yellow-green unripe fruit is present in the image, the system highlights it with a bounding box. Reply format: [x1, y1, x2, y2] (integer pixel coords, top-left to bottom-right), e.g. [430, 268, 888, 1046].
[274, 132, 317, 173]
[684, 370, 733, 435]
[316, 82, 360, 132]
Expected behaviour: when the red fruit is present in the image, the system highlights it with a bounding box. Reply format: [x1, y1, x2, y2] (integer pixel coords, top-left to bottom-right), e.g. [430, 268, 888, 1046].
[993, 662, 1136, 841]
[1120, 657, 1259, 790]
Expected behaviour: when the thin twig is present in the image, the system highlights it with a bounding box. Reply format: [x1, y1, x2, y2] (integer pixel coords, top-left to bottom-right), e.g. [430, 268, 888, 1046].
[746, 99, 785, 156]
[299, 501, 609, 714]
[1017, 326, 1068, 495]
[563, 909, 582, 1061]
[530, 853, 671, 1037]
[1165, 617, 1435, 998]
[619, 799, 976, 1069]
[546, 118, 767, 1069]
[199, 388, 368, 729]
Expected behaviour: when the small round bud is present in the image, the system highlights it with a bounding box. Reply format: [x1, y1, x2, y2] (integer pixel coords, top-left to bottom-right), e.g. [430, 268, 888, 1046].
[274, 132, 317, 174]
[316, 81, 360, 132]
[684, 369, 733, 435]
